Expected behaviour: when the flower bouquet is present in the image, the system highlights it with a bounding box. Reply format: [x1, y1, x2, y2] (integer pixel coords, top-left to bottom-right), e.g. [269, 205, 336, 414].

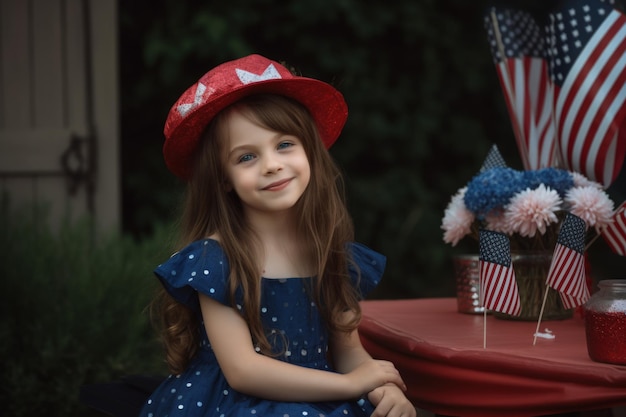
[442, 165, 616, 320]
[442, 167, 614, 250]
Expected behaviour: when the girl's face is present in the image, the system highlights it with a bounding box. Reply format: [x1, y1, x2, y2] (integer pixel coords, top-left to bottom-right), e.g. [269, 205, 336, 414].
[223, 109, 311, 217]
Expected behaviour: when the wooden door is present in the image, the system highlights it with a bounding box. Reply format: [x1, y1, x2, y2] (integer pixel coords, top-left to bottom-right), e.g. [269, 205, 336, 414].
[0, 0, 119, 234]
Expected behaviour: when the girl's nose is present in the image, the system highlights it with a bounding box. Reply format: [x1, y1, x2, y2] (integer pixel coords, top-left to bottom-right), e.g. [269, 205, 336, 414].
[263, 155, 282, 174]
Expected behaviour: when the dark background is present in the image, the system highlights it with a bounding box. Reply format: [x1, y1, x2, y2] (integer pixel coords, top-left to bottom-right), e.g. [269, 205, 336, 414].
[118, 0, 626, 299]
[6, 3, 626, 415]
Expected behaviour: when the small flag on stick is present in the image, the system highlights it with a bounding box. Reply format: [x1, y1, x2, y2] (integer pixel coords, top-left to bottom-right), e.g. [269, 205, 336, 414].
[546, 213, 589, 309]
[479, 230, 521, 316]
[601, 201, 626, 256]
[480, 144, 508, 172]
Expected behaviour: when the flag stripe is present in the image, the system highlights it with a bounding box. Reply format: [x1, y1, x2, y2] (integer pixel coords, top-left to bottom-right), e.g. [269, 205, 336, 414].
[546, 213, 589, 309]
[497, 61, 532, 169]
[602, 201, 626, 256]
[554, 10, 626, 186]
[537, 81, 557, 167]
[555, 12, 624, 138]
[588, 78, 626, 184]
[548, 245, 582, 290]
[487, 7, 557, 171]
[528, 59, 556, 168]
[560, 293, 582, 310]
[555, 12, 623, 152]
[547, 244, 588, 308]
[479, 229, 521, 316]
[480, 262, 521, 315]
[497, 57, 556, 170]
[578, 48, 626, 180]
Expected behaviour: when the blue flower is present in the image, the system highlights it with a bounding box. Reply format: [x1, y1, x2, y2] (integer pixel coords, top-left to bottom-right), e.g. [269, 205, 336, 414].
[522, 168, 573, 197]
[463, 167, 526, 216]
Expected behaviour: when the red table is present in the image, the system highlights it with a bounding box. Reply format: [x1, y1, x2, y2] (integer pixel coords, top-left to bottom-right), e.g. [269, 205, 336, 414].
[359, 298, 626, 417]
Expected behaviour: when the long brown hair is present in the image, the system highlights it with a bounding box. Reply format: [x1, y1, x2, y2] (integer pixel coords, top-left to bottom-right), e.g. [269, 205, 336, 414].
[154, 94, 361, 374]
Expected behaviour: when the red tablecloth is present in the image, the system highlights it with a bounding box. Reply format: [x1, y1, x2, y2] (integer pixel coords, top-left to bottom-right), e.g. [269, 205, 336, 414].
[359, 298, 626, 417]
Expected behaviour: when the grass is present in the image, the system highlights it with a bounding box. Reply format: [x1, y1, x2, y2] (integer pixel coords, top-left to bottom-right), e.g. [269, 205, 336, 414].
[0, 203, 171, 416]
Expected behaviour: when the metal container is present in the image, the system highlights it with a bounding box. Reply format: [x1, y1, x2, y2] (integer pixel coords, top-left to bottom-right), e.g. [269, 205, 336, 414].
[453, 255, 484, 314]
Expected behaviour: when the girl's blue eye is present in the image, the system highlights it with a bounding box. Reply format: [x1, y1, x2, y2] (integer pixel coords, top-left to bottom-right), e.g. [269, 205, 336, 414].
[238, 154, 254, 163]
[278, 141, 293, 150]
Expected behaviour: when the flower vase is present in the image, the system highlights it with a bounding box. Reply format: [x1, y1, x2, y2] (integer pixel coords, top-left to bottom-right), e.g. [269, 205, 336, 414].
[453, 255, 485, 314]
[453, 252, 573, 320]
[494, 251, 573, 321]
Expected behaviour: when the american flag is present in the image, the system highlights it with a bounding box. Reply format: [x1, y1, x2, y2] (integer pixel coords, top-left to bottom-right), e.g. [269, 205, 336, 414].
[480, 144, 508, 171]
[546, 213, 590, 309]
[601, 200, 626, 255]
[484, 7, 557, 171]
[479, 230, 521, 316]
[546, 0, 626, 187]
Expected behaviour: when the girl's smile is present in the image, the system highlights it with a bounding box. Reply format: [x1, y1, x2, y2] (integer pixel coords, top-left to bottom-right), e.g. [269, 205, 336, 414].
[262, 178, 293, 191]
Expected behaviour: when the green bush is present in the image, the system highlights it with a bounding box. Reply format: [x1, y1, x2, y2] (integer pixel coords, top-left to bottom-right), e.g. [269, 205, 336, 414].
[0, 206, 171, 416]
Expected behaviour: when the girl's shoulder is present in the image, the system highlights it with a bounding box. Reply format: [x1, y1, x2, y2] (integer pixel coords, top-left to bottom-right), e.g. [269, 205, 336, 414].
[154, 238, 231, 310]
[347, 242, 385, 269]
[346, 242, 387, 299]
[161, 238, 226, 268]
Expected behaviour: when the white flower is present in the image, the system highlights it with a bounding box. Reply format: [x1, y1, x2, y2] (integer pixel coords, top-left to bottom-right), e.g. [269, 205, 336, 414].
[504, 184, 562, 238]
[565, 186, 614, 233]
[441, 187, 475, 246]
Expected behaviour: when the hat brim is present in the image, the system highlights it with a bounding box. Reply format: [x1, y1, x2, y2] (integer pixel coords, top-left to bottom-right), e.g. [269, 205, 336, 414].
[163, 77, 348, 180]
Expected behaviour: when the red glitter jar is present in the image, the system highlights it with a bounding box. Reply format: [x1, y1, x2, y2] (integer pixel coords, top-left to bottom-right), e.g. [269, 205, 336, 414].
[584, 279, 626, 365]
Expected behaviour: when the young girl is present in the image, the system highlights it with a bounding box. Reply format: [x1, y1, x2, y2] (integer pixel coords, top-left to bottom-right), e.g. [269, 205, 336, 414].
[140, 54, 416, 417]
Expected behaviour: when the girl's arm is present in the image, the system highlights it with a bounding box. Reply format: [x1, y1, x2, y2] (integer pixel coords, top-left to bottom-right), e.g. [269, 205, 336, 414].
[328, 310, 379, 375]
[199, 294, 404, 402]
[331, 310, 416, 417]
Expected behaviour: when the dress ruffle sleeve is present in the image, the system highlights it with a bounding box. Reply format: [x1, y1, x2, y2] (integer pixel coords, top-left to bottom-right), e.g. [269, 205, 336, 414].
[347, 242, 386, 299]
[154, 239, 230, 312]
[154, 240, 385, 310]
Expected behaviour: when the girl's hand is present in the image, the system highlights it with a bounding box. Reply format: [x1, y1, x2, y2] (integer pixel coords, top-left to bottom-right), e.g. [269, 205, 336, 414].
[346, 359, 407, 396]
[368, 384, 417, 417]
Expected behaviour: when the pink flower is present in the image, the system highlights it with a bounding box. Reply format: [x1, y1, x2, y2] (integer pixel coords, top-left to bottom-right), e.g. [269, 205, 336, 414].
[504, 184, 561, 238]
[571, 171, 603, 189]
[565, 186, 614, 233]
[485, 208, 510, 234]
[441, 187, 475, 246]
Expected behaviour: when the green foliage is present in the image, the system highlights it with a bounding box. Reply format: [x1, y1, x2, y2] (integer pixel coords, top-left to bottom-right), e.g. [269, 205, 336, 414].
[118, 0, 562, 298]
[0, 206, 170, 416]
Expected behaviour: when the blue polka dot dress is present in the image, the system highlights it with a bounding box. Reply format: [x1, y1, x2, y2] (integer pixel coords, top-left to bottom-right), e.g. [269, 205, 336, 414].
[139, 239, 385, 417]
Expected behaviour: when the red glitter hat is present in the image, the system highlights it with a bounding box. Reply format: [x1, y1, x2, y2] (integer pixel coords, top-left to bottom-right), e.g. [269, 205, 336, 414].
[163, 54, 348, 180]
